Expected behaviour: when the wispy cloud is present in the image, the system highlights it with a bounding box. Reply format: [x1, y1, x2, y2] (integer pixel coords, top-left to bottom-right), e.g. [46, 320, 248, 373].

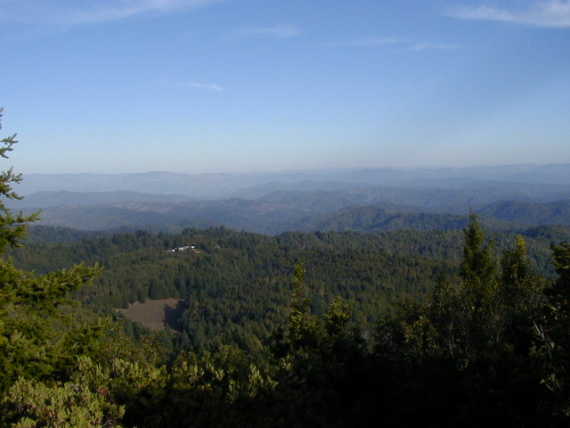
[0, 0, 223, 25]
[448, 1, 570, 28]
[410, 42, 459, 52]
[187, 82, 224, 92]
[328, 37, 402, 48]
[237, 25, 302, 39]
[328, 37, 458, 52]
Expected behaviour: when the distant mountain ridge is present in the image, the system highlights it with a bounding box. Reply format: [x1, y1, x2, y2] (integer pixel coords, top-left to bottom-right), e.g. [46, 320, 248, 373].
[15, 164, 570, 199]
[13, 197, 550, 235]
[8, 190, 191, 209]
[8, 176, 570, 234]
[309, 206, 517, 233]
[478, 200, 570, 226]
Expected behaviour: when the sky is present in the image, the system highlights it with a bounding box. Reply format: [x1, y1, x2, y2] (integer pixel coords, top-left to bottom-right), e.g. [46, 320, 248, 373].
[1, 0, 569, 173]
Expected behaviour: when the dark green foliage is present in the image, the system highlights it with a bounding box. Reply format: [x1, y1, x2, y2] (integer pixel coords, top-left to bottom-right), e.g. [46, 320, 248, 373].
[4, 213, 570, 426]
[537, 242, 570, 418]
[11, 227, 457, 354]
[11, 222, 568, 357]
[0, 113, 102, 395]
[0, 114, 156, 426]
[370, 217, 565, 427]
[460, 214, 498, 286]
[0, 110, 39, 252]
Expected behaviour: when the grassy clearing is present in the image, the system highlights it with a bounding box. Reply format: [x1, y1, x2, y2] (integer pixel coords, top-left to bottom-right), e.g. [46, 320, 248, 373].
[118, 298, 183, 331]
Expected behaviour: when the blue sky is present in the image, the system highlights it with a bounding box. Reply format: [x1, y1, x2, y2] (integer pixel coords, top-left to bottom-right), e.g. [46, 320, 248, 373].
[1, 0, 569, 173]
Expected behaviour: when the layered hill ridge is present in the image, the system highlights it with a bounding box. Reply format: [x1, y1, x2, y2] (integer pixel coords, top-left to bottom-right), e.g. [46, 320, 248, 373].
[478, 199, 570, 225]
[11, 189, 570, 234]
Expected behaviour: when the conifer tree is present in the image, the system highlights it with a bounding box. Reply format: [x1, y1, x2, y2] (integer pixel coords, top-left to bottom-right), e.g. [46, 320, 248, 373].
[0, 108, 39, 252]
[0, 110, 101, 394]
[540, 242, 570, 416]
[501, 235, 532, 290]
[460, 214, 498, 290]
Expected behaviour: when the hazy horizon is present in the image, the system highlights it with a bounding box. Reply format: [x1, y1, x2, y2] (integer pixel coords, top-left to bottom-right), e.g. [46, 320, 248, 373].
[11, 161, 570, 176]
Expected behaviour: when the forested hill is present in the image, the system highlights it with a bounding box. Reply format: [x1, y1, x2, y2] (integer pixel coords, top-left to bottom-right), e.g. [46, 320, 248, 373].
[8, 198, 549, 235]
[12, 187, 570, 235]
[21, 222, 570, 270]
[478, 199, 570, 225]
[4, 216, 570, 427]
[309, 205, 518, 233]
[11, 224, 570, 353]
[11, 227, 457, 350]
[7, 190, 190, 209]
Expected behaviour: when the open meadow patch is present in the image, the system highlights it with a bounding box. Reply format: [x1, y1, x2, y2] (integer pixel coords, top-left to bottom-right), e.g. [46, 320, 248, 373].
[118, 298, 184, 331]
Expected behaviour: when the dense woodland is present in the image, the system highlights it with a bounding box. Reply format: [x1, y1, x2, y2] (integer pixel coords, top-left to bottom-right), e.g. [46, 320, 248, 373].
[7, 223, 570, 356]
[1, 119, 570, 427]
